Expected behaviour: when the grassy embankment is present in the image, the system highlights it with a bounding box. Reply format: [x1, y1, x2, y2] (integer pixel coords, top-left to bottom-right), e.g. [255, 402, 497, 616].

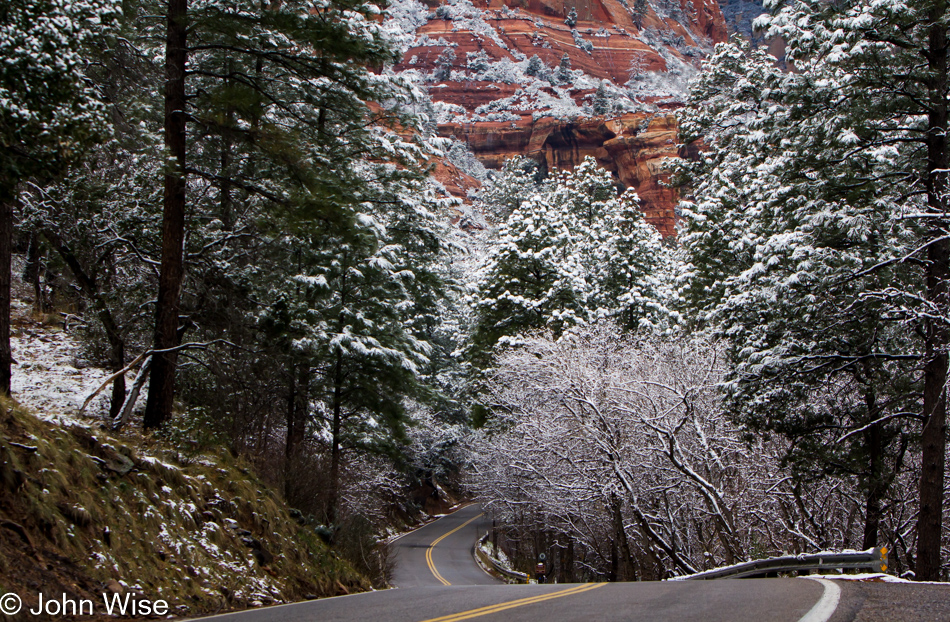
[0, 399, 367, 620]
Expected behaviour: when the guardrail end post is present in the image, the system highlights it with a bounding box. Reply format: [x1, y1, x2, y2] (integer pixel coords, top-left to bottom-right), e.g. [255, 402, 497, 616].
[876, 546, 888, 573]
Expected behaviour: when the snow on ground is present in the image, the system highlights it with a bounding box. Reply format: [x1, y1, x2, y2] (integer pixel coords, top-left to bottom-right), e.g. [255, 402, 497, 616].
[10, 300, 114, 423]
[808, 573, 950, 585]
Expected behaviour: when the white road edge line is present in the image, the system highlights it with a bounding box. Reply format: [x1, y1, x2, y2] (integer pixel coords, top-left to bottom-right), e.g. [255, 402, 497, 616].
[798, 578, 841, 622]
[388, 502, 475, 544]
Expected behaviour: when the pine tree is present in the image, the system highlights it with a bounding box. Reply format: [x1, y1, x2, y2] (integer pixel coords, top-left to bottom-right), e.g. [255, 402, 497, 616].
[142, 0, 405, 428]
[632, 0, 648, 28]
[146, 0, 188, 428]
[470, 192, 589, 359]
[564, 6, 578, 27]
[592, 82, 611, 116]
[526, 55, 545, 78]
[260, 169, 451, 523]
[467, 50, 491, 76]
[435, 47, 457, 81]
[678, 34, 929, 556]
[754, 0, 949, 578]
[592, 190, 674, 331]
[471, 157, 674, 360]
[0, 0, 119, 395]
[479, 156, 542, 220]
[556, 53, 573, 84]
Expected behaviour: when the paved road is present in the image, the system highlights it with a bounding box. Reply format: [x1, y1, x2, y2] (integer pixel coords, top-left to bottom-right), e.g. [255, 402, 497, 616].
[391, 503, 499, 588]
[191, 505, 950, 622]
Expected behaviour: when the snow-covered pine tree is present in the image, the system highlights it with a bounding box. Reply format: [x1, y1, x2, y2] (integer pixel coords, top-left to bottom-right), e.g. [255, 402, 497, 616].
[593, 189, 675, 332]
[526, 55, 545, 78]
[471, 157, 674, 360]
[678, 35, 924, 556]
[565, 6, 578, 27]
[467, 50, 491, 76]
[556, 53, 573, 84]
[592, 82, 611, 116]
[479, 156, 543, 220]
[0, 0, 119, 395]
[259, 169, 452, 523]
[752, 0, 950, 578]
[632, 0, 648, 28]
[470, 190, 589, 359]
[435, 47, 457, 81]
[143, 0, 410, 428]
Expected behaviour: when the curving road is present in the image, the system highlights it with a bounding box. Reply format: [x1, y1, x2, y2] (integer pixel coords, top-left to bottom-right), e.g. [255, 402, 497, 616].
[391, 503, 499, 588]
[191, 504, 950, 622]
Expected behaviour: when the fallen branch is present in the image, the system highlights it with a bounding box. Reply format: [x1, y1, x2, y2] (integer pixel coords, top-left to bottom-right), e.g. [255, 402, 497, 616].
[111, 356, 151, 432]
[79, 351, 148, 413]
[80, 340, 240, 414]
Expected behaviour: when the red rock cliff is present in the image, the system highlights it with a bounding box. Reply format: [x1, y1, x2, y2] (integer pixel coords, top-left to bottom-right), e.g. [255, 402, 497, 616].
[439, 112, 680, 235]
[392, 0, 728, 234]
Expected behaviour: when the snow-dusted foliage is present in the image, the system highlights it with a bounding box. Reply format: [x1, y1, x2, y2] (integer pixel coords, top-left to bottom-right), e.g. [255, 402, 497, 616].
[469, 157, 676, 359]
[445, 138, 488, 181]
[626, 42, 699, 103]
[6, 0, 480, 589]
[677, 0, 950, 575]
[0, 0, 120, 196]
[384, 0, 708, 121]
[382, 0, 430, 52]
[467, 326, 899, 578]
[478, 156, 542, 220]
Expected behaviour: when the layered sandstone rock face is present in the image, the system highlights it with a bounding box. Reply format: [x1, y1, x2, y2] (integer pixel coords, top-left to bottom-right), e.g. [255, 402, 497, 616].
[439, 113, 681, 235]
[390, 0, 729, 234]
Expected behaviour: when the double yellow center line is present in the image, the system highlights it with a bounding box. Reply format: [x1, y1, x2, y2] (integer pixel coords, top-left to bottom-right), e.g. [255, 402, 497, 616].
[422, 511, 603, 621]
[419, 583, 605, 622]
[426, 512, 485, 586]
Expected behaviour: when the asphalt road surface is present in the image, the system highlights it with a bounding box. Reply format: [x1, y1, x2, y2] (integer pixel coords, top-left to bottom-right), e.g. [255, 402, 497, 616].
[390, 503, 499, 588]
[192, 504, 950, 622]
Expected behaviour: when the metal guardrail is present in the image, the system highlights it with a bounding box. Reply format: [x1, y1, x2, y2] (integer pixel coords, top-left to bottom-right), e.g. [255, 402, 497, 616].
[680, 547, 888, 580]
[474, 533, 530, 583]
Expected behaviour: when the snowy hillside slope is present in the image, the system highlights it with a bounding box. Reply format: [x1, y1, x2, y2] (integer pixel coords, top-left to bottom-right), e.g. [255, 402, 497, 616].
[11, 300, 116, 422]
[2, 272, 370, 615]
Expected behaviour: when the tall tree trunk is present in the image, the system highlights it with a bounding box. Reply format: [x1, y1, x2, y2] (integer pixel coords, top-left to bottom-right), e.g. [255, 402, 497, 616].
[327, 253, 349, 525]
[862, 421, 884, 550]
[565, 537, 575, 582]
[284, 362, 297, 500]
[144, 0, 188, 429]
[284, 360, 309, 500]
[916, 0, 949, 581]
[327, 347, 344, 525]
[0, 200, 12, 396]
[608, 539, 618, 582]
[220, 58, 234, 231]
[861, 384, 885, 550]
[611, 492, 636, 581]
[24, 232, 43, 315]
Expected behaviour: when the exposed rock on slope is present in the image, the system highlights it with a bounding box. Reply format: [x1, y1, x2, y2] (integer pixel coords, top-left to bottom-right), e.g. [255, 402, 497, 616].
[387, 0, 729, 233]
[403, 0, 725, 85]
[440, 112, 680, 235]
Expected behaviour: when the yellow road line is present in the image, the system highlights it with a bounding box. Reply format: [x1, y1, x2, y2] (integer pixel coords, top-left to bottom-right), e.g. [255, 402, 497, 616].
[419, 583, 605, 622]
[426, 512, 485, 585]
